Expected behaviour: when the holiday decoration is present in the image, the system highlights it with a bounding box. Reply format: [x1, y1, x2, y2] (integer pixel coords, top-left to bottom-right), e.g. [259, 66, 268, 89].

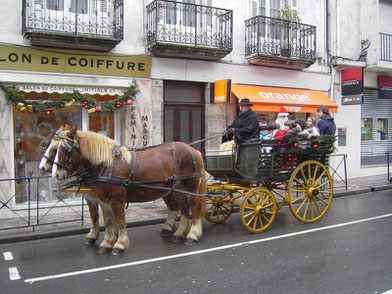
[0, 83, 139, 114]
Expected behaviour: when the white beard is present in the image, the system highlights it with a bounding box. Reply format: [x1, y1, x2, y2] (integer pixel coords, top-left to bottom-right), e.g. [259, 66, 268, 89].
[275, 117, 288, 129]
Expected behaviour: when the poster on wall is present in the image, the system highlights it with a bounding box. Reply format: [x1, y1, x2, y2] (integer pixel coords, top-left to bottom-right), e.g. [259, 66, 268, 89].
[341, 67, 363, 105]
[378, 75, 392, 99]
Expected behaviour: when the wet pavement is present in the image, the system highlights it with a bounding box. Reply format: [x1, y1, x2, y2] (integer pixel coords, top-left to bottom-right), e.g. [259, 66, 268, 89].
[0, 173, 391, 244]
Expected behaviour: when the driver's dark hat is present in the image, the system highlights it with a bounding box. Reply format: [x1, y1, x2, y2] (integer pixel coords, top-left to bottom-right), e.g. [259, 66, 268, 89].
[239, 98, 253, 106]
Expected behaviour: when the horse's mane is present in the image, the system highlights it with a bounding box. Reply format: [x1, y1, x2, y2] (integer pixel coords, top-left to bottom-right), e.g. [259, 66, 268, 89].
[76, 131, 118, 166]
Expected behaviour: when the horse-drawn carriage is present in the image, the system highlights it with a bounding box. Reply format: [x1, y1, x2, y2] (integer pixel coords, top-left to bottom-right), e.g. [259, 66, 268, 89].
[204, 134, 335, 233]
[40, 124, 335, 254]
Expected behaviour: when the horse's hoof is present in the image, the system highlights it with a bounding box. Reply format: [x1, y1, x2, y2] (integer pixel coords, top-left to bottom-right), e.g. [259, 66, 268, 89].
[112, 248, 125, 256]
[184, 238, 198, 245]
[160, 229, 173, 237]
[83, 238, 96, 245]
[171, 235, 184, 243]
[98, 247, 111, 254]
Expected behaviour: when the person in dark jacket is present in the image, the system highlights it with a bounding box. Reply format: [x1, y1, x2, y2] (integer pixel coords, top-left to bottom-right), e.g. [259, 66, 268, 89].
[224, 98, 260, 144]
[316, 106, 336, 135]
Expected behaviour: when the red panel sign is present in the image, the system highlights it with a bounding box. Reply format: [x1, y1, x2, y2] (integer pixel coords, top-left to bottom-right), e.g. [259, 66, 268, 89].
[379, 75, 392, 99]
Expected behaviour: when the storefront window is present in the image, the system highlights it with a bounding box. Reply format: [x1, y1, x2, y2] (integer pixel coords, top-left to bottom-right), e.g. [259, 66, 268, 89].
[361, 118, 372, 141]
[13, 105, 82, 204]
[89, 112, 114, 139]
[377, 118, 388, 140]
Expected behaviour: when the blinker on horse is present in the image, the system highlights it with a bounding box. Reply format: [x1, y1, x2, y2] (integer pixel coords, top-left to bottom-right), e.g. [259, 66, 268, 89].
[52, 125, 206, 255]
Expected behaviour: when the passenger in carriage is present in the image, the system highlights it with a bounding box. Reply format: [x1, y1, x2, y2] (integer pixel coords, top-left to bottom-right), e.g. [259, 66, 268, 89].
[223, 98, 260, 144]
[306, 115, 320, 139]
[316, 106, 336, 135]
[273, 120, 309, 147]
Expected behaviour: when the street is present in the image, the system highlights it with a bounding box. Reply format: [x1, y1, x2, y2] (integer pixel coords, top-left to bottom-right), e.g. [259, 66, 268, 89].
[1, 190, 392, 294]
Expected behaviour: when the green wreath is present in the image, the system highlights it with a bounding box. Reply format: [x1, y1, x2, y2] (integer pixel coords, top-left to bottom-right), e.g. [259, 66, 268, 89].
[0, 83, 139, 113]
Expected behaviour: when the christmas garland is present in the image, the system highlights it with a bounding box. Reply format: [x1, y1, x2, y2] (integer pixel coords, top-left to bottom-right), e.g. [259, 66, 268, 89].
[0, 83, 139, 114]
[286, 134, 337, 151]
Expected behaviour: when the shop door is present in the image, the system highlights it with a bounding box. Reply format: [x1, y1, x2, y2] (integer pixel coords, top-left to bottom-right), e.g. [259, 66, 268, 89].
[164, 81, 205, 153]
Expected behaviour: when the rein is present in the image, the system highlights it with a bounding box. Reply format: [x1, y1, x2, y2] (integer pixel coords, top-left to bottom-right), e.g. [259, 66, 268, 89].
[187, 132, 225, 146]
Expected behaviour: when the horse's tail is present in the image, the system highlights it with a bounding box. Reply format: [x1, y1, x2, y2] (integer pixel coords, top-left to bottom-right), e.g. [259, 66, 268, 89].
[198, 164, 207, 218]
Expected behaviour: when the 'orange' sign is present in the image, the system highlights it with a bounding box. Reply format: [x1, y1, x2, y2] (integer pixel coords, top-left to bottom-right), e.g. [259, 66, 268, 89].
[213, 79, 231, 103]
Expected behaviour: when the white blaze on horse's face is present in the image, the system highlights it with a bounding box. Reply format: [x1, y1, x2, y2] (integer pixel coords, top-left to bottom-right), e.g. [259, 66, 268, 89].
[52, 142, 67, 181]
[39, 139, 58, 174]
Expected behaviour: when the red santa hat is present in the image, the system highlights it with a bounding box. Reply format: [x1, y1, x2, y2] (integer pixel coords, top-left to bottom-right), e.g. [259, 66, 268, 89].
[278, 107, 289, 116]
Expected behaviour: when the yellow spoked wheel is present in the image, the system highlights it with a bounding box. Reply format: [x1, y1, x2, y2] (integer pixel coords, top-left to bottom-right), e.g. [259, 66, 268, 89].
[205, 188, 234, 223]
[287, 160, 333, 223]
[241, 187, 277, 233]
[260, 180, 288, 211]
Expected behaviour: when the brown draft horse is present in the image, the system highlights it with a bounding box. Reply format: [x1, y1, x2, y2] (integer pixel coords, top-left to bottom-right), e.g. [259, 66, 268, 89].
[52, 125, 206, 255]
[39, 125, 107, 246]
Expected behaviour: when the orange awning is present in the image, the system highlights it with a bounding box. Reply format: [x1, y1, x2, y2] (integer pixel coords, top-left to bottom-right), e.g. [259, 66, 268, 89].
[231, 84, 338, 113]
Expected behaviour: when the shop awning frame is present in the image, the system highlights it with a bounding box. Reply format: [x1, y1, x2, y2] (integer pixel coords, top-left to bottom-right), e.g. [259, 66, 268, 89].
[231, 84, 338, 113]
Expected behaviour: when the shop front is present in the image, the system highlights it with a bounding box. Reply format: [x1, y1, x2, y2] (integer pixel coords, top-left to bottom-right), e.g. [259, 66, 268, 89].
[0, 44, 152, 213]
[230, 83, 338, 123]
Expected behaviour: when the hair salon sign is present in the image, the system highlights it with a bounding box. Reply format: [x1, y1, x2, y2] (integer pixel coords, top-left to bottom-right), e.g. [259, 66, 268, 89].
[0, 44, 151, 78]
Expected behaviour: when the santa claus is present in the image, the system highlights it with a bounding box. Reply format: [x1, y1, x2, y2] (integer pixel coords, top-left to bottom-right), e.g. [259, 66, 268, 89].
[270, 107, 289, 137]
[275, 107, 289, 129]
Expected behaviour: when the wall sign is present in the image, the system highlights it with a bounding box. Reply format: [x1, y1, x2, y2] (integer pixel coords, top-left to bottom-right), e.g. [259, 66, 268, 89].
[211, 79, 231, 103]
[0, 44, 151, 78]
[378, 75, 392, 99]
[341, 67, 363, 105]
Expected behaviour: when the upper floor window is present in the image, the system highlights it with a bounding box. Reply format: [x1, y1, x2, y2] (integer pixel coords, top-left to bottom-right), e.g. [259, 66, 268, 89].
[46, 0, 89, 14]
[250, 0, 298, 18]
[46, 0, 64, 10]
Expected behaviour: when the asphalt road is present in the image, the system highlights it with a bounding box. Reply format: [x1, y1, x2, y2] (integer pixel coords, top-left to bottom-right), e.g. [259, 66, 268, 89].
[1, 190, 392, 294]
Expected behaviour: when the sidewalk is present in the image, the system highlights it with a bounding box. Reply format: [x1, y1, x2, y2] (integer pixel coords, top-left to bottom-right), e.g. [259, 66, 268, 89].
[0, 173, 391, 244]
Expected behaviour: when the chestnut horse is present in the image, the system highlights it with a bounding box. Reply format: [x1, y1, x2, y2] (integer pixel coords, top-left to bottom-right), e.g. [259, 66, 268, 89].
[52, 125, 206, 255]
[39, 125, 105, 245]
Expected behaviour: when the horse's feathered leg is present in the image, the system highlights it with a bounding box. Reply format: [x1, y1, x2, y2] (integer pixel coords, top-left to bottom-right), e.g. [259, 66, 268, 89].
[172, 215, 190, 242]
[184, 169, 206, 245]
[110, 197, 130, 255]
[98, 203, 117, 253]
[83, 195, 100, 245]
[160, 195, 179, 237]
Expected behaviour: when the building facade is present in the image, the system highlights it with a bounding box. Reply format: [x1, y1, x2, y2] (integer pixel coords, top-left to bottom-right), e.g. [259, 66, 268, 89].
[0, 0, 391, 214]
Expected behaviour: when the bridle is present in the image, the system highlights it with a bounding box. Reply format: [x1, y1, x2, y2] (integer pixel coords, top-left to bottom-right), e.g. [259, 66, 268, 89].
[53, 135, 80, 173]
[42, 134, 61, 166]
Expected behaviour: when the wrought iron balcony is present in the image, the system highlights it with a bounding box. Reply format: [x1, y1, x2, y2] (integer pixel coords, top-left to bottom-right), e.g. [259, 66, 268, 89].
[245, 16, 316, 69]
[380, 32, 392, 62]
[146, 0, 233, 60]
[22, 0, 123, 52]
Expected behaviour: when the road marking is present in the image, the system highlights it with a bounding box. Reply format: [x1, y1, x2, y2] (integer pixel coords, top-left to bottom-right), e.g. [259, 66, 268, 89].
[9, 267, 21, 280]
[25, 212, 392, 284]
[381, 290, 392, 294]
[3, 252, 14, 261]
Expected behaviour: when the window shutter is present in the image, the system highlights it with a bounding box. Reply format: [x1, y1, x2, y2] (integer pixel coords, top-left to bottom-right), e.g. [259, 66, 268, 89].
[250, 0, 258, 17]
[100, 0, 108, 13]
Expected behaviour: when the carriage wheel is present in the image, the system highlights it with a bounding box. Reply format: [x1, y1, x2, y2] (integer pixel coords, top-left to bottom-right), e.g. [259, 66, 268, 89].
[241, 187, 277, 233]
[261, 180, 288, 211]
[287, 160, 333, 223]
[205, 188, 234, 223]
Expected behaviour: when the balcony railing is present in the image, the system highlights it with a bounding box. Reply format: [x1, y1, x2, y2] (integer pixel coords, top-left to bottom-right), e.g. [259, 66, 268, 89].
[146, 0, 232, 60]
[245, 16, 316, 69]
[380, 32, 392, 62]
[22, 0, 123, 51]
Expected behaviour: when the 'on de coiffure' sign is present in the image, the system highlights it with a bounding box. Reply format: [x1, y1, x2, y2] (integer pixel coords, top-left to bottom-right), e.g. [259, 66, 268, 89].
[0, 44, 151, 78]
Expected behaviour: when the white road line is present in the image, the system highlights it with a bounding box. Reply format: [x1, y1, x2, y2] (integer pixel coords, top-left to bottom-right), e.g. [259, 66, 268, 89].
[3, 251, 14, 261]
[381, 290, 392, 294]
[25, 212, 392, 284]
[9, 267, 21, 281]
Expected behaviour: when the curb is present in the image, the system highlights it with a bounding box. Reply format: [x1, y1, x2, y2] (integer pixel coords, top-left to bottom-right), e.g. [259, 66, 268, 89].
[1, 185, 392, 245]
